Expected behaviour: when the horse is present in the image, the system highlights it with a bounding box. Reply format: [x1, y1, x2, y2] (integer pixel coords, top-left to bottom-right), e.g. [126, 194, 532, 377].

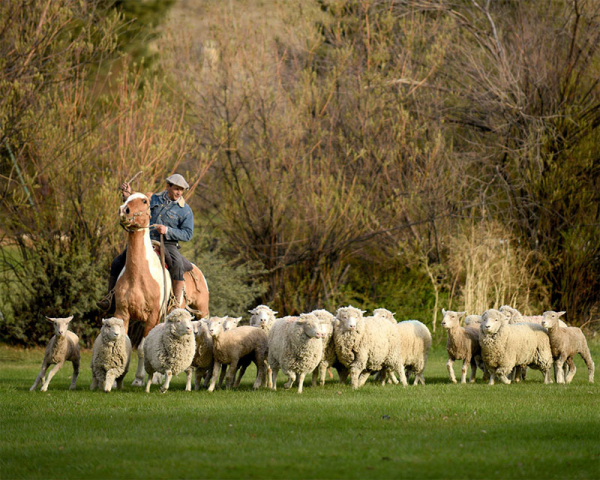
[116, 192, 209, 386]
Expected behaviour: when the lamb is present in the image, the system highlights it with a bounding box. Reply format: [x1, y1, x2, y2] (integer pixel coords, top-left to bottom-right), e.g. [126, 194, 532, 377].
[479, 308, 553, 385]
[30, 316, 80, 392]
[206, 318, 268, 392]
[464, 315, 482, 326]
[373, 308, 397, 324]
[189, 319, 214, 390]
[395, 319, 432, 386]
[310, 309, 343, 386]
[143, 308, 196, 393]
[90, 317, 132, 392]
[249, 305, 278, 333]
[541, 311, 594, 384]
[268, 313, 326, 393]
[333, 306, 403, 389]
[441, 309, 485, 384]
[223, 316, 242, 331]
[500, 305, 567, 327]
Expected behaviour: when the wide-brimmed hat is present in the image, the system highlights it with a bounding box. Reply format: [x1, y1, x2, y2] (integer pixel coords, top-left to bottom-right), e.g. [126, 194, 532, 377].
[165, 174, 189, 189]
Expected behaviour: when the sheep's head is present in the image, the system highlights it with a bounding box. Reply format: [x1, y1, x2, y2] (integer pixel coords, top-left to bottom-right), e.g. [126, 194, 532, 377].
[464, 315, 482, 327]
[373, 308, 397, 324]
[119, 193, 150, 232]
[310, 309, 335, 323]
[499, 305, 522, 323]
[541, 311, 566, 330]
[223, 317, 242, 331]
[46, 316, 73, 336]
[207, 316, 225, 338]
[441, 309, 465, 329]
[335, 306, 365, 332]
[101, 317, 125, 342]
[249, 305, 277, 329]
[480, 309, 507, 335]
[297, 313, 325, 339]
[165, 308, 193, 338]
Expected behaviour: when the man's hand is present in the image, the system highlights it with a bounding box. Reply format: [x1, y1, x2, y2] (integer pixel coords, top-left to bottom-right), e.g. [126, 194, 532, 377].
[155, 225, 168, 235]
[121, 182, 132, 200]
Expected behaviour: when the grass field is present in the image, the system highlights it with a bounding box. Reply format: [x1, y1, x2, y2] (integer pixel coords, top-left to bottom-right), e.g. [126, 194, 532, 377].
[1, 341, 599, 480]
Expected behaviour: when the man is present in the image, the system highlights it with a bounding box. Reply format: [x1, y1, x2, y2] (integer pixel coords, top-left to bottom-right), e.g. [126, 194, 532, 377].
[97, 173, 194, 311]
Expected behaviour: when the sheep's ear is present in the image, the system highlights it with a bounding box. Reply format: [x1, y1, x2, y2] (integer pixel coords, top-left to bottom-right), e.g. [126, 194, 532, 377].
[441, 308, 446, 315]
[65, 316, 74, 323]
[360, 310, 366, 315]
[45, 316, 55, 323]
[272, 310, 278, 315]
[102, 318, 109, 325]
[557, 311, 566, 317]
[458, 311, 466, 317]
[235, 317, 242, 322]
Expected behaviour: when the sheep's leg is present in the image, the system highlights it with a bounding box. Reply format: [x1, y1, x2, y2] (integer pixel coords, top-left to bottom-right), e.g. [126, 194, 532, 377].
[116, 373, 125, 390]
[104, 370, 118, 393]
[396, 364, 408, 387]
[417, 372, 426, 385]
[564, 357, 576, 384]
[132, 339, 146, 387]
[160, 370, 173, 393]
[271, 365, 279, 391]
[203, 369, 211, 388]
[40, 362, 64, 392]
[488, 371, 496, 385]
[358, 371, 371, 387]
[543, 367, 553, 384]
[446, 358, 457, 384]
[184, 367, 193, 391]
[388, 371, 399, 385]
[469, 358, 477, 383]
[579, 347, 595, 383]
[218, 365, 228, 388]
[283, 370, 296, 390]
[31, 361, 50, 391]
[265, 362, 273, 389]
[234, 364, 248, 388]
[312, 369, 318, 388]
[69, 359, 79, 390]
[460, 359, 468, 384]
[337, 365, 349, 384]
[297, 373, 306, 394]
[555, 356, 566, 384]
[349, 367, 361, 389]
[496, 368, 511, 385]
[207, 361, 221, 392]
[195, 368, 204, 391]
[225, 359, 238, 389]
[90, 375, 98, 391]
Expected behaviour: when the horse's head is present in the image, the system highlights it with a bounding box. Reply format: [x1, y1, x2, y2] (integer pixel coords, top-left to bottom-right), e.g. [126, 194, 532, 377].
[119, 193, 150, 232]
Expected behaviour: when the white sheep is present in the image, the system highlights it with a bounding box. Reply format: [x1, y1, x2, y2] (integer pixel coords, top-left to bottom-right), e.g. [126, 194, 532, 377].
[464, 315, 482, 326]
[249, 305, 278, 333]
[268, 314, 326, 393]
[396, 319, 432, 386]
[206, 318, 268, 392]
[541, 311, 594, 384]
[333, 306, 403, 389]
[441, 309, 485, 384]
[310, 309, 341, 387]
[479, 309, 553, 385]
[90, 317, 132, 392]
[30, 316, 80, 392]
[143, 308, 196, 393]
[500, 305, 567, 327]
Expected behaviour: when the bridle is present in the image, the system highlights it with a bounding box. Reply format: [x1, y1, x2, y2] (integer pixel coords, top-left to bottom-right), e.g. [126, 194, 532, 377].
[120, 206, 151, 232]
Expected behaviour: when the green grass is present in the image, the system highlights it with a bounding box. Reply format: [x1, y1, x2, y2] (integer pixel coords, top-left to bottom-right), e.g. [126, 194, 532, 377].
[1, 342, 599, 480]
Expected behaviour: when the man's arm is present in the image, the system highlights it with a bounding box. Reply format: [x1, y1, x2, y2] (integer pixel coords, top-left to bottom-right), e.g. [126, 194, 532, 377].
[121, 182, 132, 202]
[164, 208, 193, 242]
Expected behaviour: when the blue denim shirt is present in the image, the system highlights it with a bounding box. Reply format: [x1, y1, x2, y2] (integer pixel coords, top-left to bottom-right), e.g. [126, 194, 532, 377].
[149, 191, 194, 244]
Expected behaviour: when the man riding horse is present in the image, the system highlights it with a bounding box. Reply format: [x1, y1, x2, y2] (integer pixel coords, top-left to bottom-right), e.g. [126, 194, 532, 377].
[98, 173, 194, 311]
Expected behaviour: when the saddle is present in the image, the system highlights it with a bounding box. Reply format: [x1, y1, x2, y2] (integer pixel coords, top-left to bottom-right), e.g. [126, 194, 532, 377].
[151, 240, 194, 273]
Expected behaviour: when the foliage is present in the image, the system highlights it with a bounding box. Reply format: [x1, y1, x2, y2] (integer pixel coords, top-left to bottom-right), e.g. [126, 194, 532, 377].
[1, 341, 599, 479]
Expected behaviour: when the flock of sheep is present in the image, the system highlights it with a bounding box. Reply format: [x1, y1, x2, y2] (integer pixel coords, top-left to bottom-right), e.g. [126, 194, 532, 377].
[29, 303, 594, 394]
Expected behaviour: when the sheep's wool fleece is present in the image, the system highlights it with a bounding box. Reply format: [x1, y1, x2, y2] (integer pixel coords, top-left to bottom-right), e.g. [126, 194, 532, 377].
[48, 331, 80, 364]
[480, 312, 552, 373]
[397, 320, 431, 371]
[91, 321, 131, 382]
[334, 310, 402, 373]
[268, 318, 323, 375]
[212, 326, 268, 365]
[144, 322, 196, 376]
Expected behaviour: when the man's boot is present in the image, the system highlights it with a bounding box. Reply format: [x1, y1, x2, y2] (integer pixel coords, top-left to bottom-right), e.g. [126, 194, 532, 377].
[97, 275, 117, 311]
[172, 279, 185, 307]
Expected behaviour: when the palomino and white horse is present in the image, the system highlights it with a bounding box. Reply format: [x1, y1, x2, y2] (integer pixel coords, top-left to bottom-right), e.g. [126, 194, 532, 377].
[116, 192, 209, 386]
